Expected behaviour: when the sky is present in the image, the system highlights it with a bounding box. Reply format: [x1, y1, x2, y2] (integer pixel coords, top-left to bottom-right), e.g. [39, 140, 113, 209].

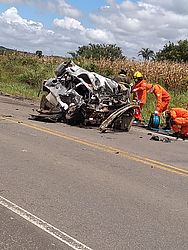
[0, 0, 187, 59]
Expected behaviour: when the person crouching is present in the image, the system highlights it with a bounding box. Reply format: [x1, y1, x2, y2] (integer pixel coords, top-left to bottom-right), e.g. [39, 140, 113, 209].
[146, 83, 171, 116]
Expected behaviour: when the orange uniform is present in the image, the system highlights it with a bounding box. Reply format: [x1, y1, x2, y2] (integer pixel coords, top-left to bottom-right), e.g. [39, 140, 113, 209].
[132, 79, 147, 104]
[132, 79, 147, 121]
[170, 108, 188, 136]
[152, 84, 170, 114]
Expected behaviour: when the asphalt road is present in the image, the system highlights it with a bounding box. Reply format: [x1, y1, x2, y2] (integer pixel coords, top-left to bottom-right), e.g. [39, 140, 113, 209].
[0, 95, 188, 250]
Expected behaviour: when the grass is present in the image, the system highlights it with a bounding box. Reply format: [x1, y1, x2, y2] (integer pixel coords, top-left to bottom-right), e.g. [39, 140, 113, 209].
[0, 53, 59, 100]
[142, 90, 188, 123]
[0, 81, 39, 99]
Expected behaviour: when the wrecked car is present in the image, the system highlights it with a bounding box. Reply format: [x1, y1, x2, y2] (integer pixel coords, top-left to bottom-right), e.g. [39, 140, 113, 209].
[30, 61, 138, 132]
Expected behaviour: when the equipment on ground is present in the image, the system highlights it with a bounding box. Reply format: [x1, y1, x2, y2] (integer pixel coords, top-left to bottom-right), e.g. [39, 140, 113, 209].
[148, 113, 160, 130]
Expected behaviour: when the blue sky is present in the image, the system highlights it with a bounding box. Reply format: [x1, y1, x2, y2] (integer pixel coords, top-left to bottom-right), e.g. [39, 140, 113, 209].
[69, 0, 107, 12]
[68, 0, 125, 12]
[0, 1, 125, 27]
[0, 0, 187, 58]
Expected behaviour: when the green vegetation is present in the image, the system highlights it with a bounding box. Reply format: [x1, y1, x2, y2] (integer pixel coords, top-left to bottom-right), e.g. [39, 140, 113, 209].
[35, 50, 43, 58]
[0, 46, 14, 54]
[156, 40, 188, 62]
[142, 91, 188, 122]
[0, 53, 59, 99]
[68, 43, 124, 60]
[138, 39, 188, 62]
[138, 48, 155, 61]
[0, 81, 38, 99]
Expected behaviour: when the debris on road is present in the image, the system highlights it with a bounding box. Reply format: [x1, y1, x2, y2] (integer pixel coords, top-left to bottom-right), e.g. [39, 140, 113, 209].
[2, 114, 13, 118]
[150, 135, 160, 141]
[30, 61, 138, 132]
[149, 134, 173, 143]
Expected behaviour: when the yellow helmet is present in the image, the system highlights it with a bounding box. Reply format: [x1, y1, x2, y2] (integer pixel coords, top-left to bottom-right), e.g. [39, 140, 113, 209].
[133, 71, 143, 78]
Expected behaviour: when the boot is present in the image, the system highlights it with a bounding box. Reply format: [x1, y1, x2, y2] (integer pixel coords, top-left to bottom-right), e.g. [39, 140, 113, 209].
[163, 114, 171, 130]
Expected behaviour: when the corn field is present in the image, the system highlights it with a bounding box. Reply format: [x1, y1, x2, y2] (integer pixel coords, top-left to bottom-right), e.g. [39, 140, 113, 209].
[76, 57, 188, 92]
[0, 52, 188, 92]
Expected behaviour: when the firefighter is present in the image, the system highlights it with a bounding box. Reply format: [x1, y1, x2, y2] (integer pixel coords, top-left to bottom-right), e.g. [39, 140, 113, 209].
[167, 106, 188, 138]
[146, 84, 171, 116]
[132, 71, 147, 122]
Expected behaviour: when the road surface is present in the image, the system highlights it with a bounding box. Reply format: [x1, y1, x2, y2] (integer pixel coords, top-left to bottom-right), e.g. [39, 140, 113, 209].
[0, 95, 188, 250]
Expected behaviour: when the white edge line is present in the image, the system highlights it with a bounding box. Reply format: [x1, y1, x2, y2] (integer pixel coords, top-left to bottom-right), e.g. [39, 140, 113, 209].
[0, 195, 93, 250]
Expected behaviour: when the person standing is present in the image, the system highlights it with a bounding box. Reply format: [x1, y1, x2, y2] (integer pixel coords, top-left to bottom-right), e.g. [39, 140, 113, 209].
[132, 71, 147, 122]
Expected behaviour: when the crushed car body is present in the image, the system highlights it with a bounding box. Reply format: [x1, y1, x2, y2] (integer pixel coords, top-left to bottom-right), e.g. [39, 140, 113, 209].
[30, 61, 138, 132]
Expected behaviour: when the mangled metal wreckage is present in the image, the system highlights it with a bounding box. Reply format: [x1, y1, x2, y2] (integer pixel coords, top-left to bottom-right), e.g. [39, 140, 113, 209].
[30, 61, 138, 132]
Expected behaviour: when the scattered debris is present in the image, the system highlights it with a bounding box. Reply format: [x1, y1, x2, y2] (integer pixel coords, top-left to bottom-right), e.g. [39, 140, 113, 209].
[161, 137, 172, 143]
[150, 135, 160, 141]
[2, 114, 13, 118]
[150, 135, 172, 143]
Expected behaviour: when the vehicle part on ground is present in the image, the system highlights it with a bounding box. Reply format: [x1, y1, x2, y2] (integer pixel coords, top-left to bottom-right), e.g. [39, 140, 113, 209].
[99, 103, 138, 133]
[30, 61, 137, 131]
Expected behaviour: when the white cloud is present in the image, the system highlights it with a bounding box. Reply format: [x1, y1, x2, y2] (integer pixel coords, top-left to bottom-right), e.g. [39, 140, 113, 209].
[0, 0, 82, 18]
[54, 17, 84, 31]
[85, 29, 113, 43]
[89, 0, 188, 56]
[144, 0, 188, 15]
[0, 0, 26, 2]
[55, 0, 81, 18]
[42, 0, 81, 18]
[0, 0, 188, 58]
[0, 7, 58, 54]
[1, 7, 43, 29]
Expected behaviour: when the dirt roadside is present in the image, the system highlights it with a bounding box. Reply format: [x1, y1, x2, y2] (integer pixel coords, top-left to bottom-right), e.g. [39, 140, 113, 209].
[0, 93, 39, 109]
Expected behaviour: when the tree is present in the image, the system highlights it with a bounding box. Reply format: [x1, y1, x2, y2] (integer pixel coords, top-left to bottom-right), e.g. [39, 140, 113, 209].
[68, 43, 124, 60]
[36, 50, 43, 58]
[67, 51, 77, 58]
[156, 40, 188, 62]
[138, 48, 155, 60]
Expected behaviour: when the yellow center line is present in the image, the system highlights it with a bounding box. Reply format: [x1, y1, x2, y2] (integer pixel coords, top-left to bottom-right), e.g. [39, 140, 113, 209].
[2, 116, 188, 177]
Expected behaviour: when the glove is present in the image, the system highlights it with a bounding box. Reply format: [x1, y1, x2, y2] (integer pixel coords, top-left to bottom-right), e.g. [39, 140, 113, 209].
[154, 110, 159, 115]
[133, 99, 140, 104]
[132, 88, 138, 93]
